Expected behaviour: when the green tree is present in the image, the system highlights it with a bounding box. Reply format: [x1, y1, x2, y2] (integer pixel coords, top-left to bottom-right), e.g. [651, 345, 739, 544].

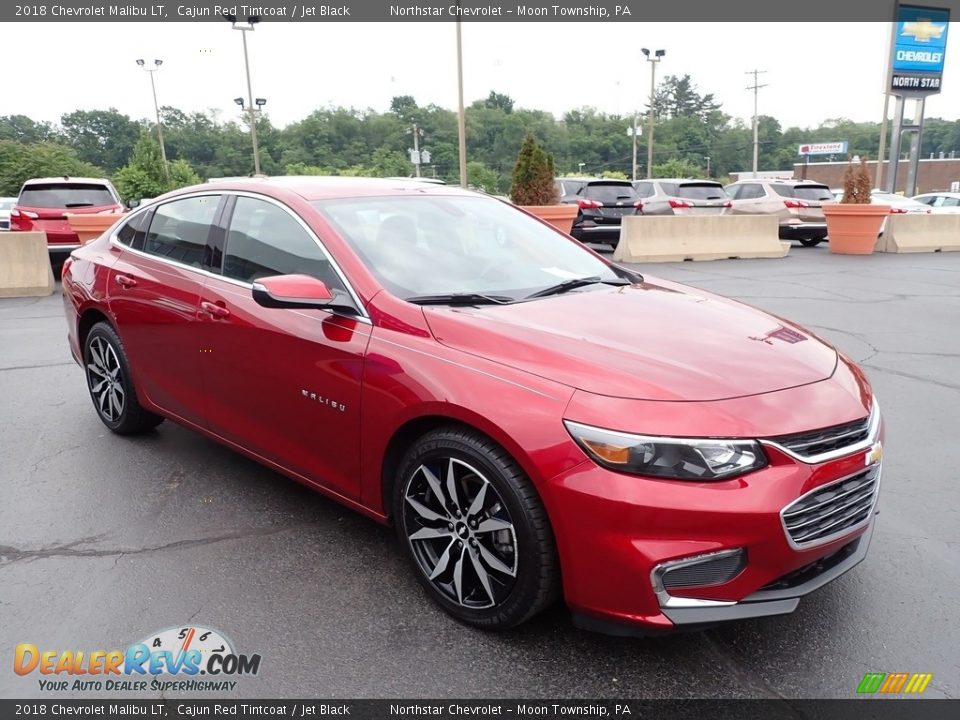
[60, 109, 141, 171]
[112, 133, 202, 202]
[651, 158, 703, 178]
[0, 140, 103, 196]
[467, 160, 501, 193]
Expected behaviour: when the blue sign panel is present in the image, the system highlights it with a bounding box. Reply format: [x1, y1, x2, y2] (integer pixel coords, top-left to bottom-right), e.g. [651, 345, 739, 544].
[893, 5, 949, 73]
[891, 4, 950, 93]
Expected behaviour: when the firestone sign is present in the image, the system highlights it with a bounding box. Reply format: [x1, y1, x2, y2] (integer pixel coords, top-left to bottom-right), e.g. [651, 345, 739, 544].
[891, 4, 950, 94]
[798, 142, 849, 156]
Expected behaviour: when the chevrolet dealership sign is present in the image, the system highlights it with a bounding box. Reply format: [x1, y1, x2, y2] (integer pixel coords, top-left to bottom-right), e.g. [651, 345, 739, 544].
[891, 4, 950, 93]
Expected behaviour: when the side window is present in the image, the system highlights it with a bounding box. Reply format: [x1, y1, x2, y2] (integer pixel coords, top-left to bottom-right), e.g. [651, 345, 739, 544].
[115, 210, 151, 250]
[738, 184, 765, 200]
[659, 182, 678, 196]
[725, 185, 741, 199]
[144, 196, 220, 268]
[223, 196, 346, 292]
[942, 197, 960, 207]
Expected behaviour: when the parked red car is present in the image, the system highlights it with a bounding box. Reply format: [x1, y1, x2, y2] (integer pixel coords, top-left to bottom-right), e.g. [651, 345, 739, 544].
[62, 178, 882, 633]
[11, 176, 124, 251]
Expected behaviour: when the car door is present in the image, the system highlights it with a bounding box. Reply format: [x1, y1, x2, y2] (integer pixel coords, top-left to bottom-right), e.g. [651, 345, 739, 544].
[198, 194, 371, 500]
[108, 194, 224, 426]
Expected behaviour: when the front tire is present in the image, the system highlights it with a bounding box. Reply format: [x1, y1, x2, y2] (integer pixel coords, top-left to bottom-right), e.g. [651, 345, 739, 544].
[800, 237, 824, 247]
[393, 426, 560, 629]
[83, 322, 164, 435]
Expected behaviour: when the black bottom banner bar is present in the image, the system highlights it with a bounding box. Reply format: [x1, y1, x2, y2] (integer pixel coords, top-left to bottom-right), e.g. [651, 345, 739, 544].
[2, 700, 957, 720]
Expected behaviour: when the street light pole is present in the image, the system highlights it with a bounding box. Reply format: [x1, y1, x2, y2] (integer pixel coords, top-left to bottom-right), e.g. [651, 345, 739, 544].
[226, 14, 263, 176]
[137, 59, 169, 181]
[631, 112, 638, 181]
[642, 48, 665, 179]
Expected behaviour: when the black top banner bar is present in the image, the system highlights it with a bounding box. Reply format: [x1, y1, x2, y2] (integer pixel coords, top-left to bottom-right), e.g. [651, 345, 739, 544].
[4, 0, 960, 22]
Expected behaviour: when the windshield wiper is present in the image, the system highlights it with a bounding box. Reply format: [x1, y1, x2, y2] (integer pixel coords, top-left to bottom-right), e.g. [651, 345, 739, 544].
[406, 292, 515, 306]
[524, 276, 631, 300]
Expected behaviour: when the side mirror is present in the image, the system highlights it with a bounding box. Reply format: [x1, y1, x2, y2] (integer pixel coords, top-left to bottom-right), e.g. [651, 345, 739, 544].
[252, 274, 360, 316]
[126, 199, 141, 210]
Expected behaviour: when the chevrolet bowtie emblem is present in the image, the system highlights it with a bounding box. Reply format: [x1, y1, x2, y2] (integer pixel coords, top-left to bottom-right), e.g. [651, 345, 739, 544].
[901, 20, 946, 43]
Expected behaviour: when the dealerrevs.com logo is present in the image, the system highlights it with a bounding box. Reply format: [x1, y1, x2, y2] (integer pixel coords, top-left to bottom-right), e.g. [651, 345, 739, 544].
[14, 625, 261, 692]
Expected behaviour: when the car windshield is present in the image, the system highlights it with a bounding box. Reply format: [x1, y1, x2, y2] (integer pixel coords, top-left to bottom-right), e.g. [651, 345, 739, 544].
[18, 183, 116, 209]
[771, 184, 833, 201]
[315, 195, 620, 301]
[676, 183, 728, 200]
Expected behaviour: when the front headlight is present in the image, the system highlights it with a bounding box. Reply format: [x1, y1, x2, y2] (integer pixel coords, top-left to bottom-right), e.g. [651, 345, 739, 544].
[564, 420, 767, 481]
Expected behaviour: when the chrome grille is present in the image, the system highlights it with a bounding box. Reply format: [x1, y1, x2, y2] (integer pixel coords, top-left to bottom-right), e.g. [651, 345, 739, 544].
[768, 414, 871, 460]
[781, 465, 880, 548]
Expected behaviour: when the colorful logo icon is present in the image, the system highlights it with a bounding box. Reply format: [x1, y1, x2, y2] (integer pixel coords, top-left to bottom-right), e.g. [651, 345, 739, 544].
[857, 672, 932, 694]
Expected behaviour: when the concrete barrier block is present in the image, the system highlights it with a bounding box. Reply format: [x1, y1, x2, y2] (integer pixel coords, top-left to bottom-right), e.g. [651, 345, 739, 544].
[613, 215, 789, 263]
[0, 232, 55, 298]
[876, 214, 960, 253]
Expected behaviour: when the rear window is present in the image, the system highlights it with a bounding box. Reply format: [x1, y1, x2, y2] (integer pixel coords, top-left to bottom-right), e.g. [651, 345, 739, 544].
[675, 183, 728, 200]
[771, 184, 833, 202]
[18, 183, 116, 209]
[582, 183, 638, 203]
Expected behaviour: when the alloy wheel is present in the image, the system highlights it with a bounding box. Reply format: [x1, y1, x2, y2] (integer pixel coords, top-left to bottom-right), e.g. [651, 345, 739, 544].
[403, 457, 518, 609]
[86, 336, 125, 422]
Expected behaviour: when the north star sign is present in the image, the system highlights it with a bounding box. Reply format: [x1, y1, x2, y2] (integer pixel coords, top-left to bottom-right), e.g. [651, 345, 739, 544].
[891, 4, 950, 93]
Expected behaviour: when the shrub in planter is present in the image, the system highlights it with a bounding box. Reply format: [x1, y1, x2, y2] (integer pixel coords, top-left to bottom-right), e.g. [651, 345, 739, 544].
[510, 135, 576, 234]
[823, 157, 890, 255]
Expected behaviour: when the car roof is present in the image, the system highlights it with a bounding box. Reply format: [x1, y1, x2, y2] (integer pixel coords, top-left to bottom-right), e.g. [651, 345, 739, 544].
[190, 175, 477, 201]
[914, 191, 960, 197]
[648, 178, 722, 183]
[728, 178, 825, 186]
[21, 177, 113, 186]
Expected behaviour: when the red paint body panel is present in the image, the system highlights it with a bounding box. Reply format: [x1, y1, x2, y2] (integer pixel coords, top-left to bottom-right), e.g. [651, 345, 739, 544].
[61, 179, 882, 632]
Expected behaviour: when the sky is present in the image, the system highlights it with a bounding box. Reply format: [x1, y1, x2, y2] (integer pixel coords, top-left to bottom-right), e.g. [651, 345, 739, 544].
[6, 22, 960, 131]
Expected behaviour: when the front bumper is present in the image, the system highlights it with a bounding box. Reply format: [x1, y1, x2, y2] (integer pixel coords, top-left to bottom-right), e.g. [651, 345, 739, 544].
[541, 424, 881, 634]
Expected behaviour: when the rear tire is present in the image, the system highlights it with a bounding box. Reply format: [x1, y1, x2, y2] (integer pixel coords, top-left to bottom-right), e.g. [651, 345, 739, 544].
[393, 426, 560, 630]
[800, 237, 824, 247]
[83, 322, 164, 435]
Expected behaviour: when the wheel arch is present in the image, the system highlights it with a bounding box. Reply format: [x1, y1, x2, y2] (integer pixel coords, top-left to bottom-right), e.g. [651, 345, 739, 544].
[379, 409, 544, 524]
[78, 307, 115, 351]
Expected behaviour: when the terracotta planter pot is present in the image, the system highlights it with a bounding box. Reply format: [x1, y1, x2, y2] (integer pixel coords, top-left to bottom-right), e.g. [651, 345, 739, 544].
[65, 212, 126, 245]
[822, 204, 890, 255]
[521, 204, 579, 235]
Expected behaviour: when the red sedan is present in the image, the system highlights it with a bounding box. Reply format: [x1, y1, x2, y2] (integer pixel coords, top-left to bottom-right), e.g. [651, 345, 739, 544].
[61, 177, 882, 633]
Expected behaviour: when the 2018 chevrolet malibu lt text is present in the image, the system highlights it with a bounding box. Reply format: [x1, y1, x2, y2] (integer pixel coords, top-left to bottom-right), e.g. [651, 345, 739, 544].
[62, 177, 882, 634]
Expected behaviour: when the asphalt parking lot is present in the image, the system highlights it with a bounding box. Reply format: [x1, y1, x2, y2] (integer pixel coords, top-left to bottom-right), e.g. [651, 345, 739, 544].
[1, 246, 958, 700]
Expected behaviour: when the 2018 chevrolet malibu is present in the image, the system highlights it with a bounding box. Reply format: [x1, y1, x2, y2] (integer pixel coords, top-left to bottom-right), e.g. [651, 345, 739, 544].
[62, 177, 882, 633]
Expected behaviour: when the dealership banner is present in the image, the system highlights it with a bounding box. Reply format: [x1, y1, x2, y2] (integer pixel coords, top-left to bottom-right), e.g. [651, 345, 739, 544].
[3, 0, 960, 22]
[1, 700, 959, 719]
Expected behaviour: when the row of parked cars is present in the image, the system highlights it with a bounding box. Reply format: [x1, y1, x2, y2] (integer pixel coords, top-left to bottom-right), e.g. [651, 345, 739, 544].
[555, 176, 960, 249]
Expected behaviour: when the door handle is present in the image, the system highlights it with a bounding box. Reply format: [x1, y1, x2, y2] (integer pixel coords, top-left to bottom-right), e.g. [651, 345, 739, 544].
[115, 275, 137, 288]
[200, 301, 231, 319]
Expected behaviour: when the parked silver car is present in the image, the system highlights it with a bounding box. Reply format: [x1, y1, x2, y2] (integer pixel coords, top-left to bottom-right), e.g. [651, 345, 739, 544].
[632, 179, 731, 216]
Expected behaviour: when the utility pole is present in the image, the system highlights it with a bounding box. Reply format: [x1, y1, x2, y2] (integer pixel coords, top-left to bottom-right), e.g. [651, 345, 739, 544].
[409, 123, 423, 178]
[631, 112, 639, 181]
[746, 69, 767, 178]
[705, 155, 711, 178]
[642, 48, 665, 179]
[455, 16, 467, 188]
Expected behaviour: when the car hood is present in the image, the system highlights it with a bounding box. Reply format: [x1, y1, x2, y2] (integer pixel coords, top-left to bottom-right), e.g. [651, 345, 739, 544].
[422, 279, 838, 402]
